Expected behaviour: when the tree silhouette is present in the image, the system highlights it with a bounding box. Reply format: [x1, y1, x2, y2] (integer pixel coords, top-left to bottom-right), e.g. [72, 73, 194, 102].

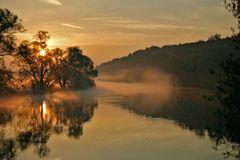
[0, 8, 24, 94]
[0, 8, 97, 93]
[225, 0, 240, 24]
[209, 0, 240, 159]
[0, 58, 13, 95]
[13, 31, 55, 91]
[12, 31, 97, 91]
[208, 34, 222, 41]
[61, 46, 98, 89]
[0, 8, 25, 57]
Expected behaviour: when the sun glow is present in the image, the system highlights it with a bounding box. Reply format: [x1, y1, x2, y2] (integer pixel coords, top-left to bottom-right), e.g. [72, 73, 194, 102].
[46, 38, 65, 49]
[40, 49, 46, 56]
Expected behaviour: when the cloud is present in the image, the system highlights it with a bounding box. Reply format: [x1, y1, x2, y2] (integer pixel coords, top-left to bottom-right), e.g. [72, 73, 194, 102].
[39, 0, 62, 6]
[83, 17, 203, 30]
[83, 17, 135, 24]
[117, 24, 202, 30]
[61, 23, 83, 29]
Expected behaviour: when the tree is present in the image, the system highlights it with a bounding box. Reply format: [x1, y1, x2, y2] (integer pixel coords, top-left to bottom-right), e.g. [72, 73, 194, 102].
[215, 0, 240, 122]
[0, 8, 97, 93]
[13, 31, 98, 91]
[58, 46, 98, 89]
[0, 8, 25, 56]
[0, 58, 13, 95]
[225, 0, 240, 24]
[208, 34, 222, 41]
[0, 8, 24, 94]
[210, 0, 240, 159]
[13, 31, 56, 91]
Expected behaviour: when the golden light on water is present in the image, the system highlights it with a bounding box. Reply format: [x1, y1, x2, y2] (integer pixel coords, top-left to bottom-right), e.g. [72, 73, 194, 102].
[40, 49, 46, 56]
[40, 100, 49, 120]
[42, 101, 47, 115]
[39, 100, 57, 123]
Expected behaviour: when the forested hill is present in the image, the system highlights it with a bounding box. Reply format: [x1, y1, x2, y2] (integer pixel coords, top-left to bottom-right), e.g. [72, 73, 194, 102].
[97, 38, 238, 88]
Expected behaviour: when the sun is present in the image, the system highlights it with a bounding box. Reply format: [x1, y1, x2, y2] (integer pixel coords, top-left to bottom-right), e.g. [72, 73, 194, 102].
[40, 49, 46, 56]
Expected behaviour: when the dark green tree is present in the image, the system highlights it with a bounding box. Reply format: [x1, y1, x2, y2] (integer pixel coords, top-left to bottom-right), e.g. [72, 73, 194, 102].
[58, 46, 98, 89]
[210, 0, 240, 159]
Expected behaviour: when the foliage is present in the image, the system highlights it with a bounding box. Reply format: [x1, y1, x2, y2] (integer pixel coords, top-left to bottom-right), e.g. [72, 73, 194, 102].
[12, 31, 97, 91]
[210, 52, 240, 159]
[208, 34, 222, 41]
[13, 31, 55, 90]
[225, 0, 240, 23]
[62, 46, 98, 89]
[98, 38, 236, 88]
[0, 8, 24, 94]
[0, 8, 97, 93]
[0, 58, 13, 95]
[208, 0, 240, 159]
[0, 8, 25, 56]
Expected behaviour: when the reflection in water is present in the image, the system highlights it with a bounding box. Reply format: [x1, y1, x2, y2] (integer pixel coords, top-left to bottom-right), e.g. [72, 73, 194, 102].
[0, 90, 97, 159]
[0, 87, 239, 160]
[210, 104, 240, 159]
[112, 88, 220, 137]
[41, 101, 47, 117]
[110, 88, 240, 159]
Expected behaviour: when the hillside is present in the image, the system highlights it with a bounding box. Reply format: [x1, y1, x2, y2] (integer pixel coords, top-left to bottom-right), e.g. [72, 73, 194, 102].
[97, 38, 238, 88]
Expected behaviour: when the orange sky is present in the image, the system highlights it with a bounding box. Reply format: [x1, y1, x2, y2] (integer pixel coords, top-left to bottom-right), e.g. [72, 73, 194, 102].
[0, 0, 237, 65]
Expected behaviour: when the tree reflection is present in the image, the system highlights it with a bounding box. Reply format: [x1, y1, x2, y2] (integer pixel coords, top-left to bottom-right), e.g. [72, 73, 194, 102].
[112, 89, 240, 159]
[209, 105, 240, 159]
[0, 132, 16, 160]
[113, 89, 220, 137]
[0, 90, 97, 159]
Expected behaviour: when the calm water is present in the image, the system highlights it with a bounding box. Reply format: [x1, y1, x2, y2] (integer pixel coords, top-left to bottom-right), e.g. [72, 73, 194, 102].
[0, 82, 232, 160]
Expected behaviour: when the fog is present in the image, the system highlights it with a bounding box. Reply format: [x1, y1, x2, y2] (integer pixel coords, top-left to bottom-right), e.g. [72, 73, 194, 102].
[95, 68, 217, 117]
[0, 89, 97, 109]
[97, 69, 177, 95]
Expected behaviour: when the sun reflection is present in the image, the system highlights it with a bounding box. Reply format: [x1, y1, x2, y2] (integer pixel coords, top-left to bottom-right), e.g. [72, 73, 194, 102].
[40, 100, 49, 120]
[42, 101, 47, 115]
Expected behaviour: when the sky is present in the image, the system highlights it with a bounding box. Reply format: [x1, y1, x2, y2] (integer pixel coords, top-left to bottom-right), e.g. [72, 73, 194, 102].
[0, 0, 237, 65]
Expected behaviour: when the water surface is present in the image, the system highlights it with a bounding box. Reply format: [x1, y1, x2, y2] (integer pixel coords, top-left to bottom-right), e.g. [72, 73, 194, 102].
[0, 83, 230, 160]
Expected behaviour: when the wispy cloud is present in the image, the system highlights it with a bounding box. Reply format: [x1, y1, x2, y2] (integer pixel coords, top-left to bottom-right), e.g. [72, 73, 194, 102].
[83, 17, 134, 24]
[61, 23, 83, 29]
[117, 24, 202, 30]
[39, 0, 62, 6]
[83, 17, 203, 30]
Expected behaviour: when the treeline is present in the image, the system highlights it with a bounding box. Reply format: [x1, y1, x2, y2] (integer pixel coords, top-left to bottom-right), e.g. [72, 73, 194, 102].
[0, 8, 97, 94]
[97, 36, 238, 88]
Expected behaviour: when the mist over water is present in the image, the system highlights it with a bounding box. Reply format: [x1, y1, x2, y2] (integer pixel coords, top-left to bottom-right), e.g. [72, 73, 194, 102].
[96, 71, 220, 138]
[0, 80, 226, 160]
[97, 69, 176, 96]
[97, 69, 185, 114]
[0, 65, 225, 160]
